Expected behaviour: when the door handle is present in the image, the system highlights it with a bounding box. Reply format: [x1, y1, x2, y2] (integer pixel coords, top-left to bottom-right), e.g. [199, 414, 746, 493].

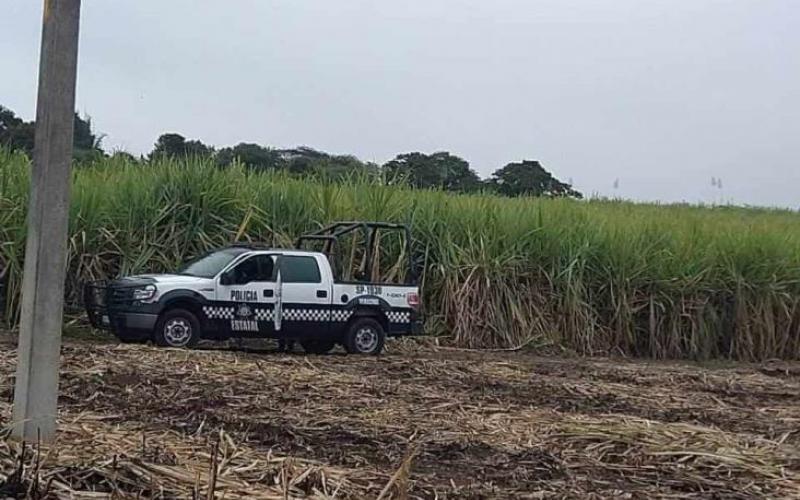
[316, 290, 328, 298]
[263, 289, 274, 298]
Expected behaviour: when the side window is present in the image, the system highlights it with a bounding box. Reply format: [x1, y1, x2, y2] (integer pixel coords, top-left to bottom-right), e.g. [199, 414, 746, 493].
[230, 255, 275, 284]
[280, 256, 322, 283]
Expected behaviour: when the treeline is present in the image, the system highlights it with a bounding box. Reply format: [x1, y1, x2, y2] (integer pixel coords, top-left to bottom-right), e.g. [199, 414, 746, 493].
[0, 105, 104, 163]
[0, 104, 581, 198]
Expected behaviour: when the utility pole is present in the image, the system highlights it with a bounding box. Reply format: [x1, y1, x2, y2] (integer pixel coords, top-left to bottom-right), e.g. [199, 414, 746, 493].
[12, 0, 82, 442]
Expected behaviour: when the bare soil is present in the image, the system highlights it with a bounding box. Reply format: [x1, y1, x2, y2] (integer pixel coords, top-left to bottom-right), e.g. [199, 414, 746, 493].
[1, 334, 799, 499]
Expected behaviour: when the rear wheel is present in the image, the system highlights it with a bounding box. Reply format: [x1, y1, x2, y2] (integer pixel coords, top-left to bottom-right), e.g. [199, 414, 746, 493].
[344, 318, 385, 355]
[300, 338, 336, 355]
[154, 309, 200, 348]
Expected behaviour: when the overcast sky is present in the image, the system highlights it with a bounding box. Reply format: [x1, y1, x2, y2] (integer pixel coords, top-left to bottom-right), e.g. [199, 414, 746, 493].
[3, 1, 799, 207]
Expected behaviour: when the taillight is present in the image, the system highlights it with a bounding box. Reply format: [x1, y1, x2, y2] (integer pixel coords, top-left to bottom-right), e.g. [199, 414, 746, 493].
[407, 292, 420, 309]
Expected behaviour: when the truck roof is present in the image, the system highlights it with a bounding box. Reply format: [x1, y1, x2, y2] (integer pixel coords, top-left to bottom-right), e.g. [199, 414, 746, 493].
[223, 245, 325, 258]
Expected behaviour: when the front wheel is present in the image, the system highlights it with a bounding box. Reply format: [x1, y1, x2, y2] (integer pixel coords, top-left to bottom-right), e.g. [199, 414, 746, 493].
[300, 338, 336, 355]
[154, 309, 201, 348]
[344, 318, 385, 355]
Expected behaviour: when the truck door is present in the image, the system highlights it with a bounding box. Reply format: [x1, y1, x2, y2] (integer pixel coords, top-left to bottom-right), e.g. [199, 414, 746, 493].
[277, 255, 331, 337]
[215, 254, 278, 337]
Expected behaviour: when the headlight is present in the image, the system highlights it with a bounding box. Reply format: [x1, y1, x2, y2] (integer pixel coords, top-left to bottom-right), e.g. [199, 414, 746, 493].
[133, 285, 157, 301]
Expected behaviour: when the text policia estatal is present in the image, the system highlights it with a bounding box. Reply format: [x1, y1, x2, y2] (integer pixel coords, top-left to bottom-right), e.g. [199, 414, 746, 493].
[230, 290, 258, 301]
[231, 319, 258, 332]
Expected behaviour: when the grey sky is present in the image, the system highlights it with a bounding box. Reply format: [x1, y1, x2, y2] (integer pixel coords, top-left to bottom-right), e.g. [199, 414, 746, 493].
[3, 1, 799, 207]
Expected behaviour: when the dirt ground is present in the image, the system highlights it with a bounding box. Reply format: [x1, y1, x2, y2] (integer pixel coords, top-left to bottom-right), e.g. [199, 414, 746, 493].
[1, 334, 799, 499]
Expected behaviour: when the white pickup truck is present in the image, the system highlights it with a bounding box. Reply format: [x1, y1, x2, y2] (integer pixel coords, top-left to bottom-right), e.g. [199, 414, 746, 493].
[85, 222, 422, 355]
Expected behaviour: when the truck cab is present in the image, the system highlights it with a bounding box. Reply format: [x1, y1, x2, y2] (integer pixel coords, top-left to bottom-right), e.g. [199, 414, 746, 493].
[85, 222, 422, 354]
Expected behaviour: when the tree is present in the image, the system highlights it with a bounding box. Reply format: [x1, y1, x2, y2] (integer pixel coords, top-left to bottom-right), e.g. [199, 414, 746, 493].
[277, 147, 377, 178]
[1, 105, 102, 160]
[71, 113, 105, 162]
[215, 144, 377, 178]
[150, 133, 213, 159]
[184, 139, 214, 158]
[293, 149, 378, 179]
[151, 133, 185, 158]
[216, 143, 283, 170]
[489, 160, 582, 198]
[73, 113, 100, 151]
[314, 154, 379, 180]
[383, 152, 481, 192]
[280, 146, 328, 175]
[0, 106, 35, 155]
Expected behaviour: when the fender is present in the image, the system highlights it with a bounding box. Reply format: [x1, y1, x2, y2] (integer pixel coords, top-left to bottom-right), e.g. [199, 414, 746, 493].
[157, 289, 211, 310]
[344, 294, 392, 312]
[341, 295, 393, 327]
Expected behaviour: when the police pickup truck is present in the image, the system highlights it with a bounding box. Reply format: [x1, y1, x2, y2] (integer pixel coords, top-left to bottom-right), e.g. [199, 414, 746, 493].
[85, 222, 422, 355]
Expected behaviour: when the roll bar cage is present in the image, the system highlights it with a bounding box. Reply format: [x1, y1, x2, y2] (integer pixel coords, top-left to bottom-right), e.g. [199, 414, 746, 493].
[295, 221, 415, 285]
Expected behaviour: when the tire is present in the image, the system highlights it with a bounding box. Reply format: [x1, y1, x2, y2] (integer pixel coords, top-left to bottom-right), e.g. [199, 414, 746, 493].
[344, 317, 385, 355]
[300, 338, 336, 355]
[154, 308, 201, 348]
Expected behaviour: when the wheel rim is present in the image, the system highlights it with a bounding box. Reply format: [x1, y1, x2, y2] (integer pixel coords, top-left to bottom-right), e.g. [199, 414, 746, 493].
[163, 318, 192, 347]
[354, 326, 378, 352]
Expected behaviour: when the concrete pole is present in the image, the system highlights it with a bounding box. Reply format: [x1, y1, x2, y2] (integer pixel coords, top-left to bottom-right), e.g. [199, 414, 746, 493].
[12, 0, 82, 443]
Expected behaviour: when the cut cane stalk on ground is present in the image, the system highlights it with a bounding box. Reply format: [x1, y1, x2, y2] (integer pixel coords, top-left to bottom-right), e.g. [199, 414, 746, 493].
[1, 336, 799, 498]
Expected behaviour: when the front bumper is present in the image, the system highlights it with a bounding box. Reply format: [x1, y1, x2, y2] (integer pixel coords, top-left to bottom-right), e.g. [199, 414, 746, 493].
[84, 280, 159, 336]
[109, 312, 158, 332]
[88, 309, 158, 339]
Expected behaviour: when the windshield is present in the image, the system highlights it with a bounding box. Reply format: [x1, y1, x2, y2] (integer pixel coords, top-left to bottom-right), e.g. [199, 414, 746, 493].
[178, 248, 250, 278]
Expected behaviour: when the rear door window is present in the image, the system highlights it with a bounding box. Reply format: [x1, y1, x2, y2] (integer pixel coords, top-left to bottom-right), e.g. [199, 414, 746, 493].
[280, 256, 322, 283]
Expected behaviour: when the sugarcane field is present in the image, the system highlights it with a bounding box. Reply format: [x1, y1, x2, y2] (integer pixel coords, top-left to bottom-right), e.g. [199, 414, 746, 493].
[4, 1, 800, 499]
[2, 147, 800, 499]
